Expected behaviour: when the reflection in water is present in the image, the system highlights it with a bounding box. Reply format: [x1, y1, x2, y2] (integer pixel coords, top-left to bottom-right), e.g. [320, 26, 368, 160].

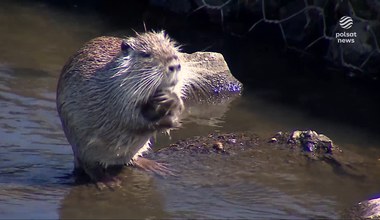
[59, 169, 169, 219]
[1, 0, 380, 219]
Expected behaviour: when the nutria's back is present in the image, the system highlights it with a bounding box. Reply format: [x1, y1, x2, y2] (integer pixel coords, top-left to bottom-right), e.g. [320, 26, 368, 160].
[59, 37, 122, 82]
[57, 36, 124, 153]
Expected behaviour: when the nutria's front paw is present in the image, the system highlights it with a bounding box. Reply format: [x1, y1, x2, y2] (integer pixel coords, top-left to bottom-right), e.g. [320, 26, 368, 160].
[142, 90, 184, 124]
[152, 90, 183, 114]
[155, 115, 182, 129]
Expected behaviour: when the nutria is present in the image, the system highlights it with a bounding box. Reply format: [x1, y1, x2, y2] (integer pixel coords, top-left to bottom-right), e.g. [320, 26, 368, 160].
[56, 31, 187, 187]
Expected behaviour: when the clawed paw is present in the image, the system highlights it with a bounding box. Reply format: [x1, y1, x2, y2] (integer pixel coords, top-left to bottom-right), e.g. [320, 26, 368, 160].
[142, 89, 184, 129]
[152, 90, 183, 114]
[132, 157, 176, 176]
[155, 115, 182, 129]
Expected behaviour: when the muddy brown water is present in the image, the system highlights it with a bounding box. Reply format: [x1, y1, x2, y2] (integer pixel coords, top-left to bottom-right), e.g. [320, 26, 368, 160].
[1, 1, 380, 219]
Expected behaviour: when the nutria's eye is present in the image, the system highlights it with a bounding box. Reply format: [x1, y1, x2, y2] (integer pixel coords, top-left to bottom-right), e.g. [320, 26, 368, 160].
[140, 52, 151, 58]
[121, 41, 130, 51]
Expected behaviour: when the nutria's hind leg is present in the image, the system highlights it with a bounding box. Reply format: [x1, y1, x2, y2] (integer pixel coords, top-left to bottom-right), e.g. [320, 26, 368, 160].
[81, 161, 123, 190]
[132, 157, 175, 176]
[130, 140, 175, 176]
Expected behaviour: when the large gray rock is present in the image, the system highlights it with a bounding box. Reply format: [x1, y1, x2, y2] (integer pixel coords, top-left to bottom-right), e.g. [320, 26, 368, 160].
[181, 51, 242, 103]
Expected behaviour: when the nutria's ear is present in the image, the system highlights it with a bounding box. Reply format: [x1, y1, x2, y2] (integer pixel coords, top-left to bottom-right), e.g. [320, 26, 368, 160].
[121, 40, 131, 52]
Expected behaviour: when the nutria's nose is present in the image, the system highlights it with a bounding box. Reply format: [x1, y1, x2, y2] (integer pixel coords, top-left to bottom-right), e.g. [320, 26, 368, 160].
[168, 64, 181, 73]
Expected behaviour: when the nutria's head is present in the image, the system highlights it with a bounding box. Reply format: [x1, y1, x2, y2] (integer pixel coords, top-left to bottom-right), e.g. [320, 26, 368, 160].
[109, 31, 183, 105]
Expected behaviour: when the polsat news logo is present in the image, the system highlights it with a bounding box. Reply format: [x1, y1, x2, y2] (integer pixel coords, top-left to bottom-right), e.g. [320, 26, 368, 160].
[339, 16, 353, 29]
[335, 16, 357, 43]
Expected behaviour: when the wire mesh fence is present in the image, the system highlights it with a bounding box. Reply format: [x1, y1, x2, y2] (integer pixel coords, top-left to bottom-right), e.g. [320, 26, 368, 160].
[189, 0, 380, 78]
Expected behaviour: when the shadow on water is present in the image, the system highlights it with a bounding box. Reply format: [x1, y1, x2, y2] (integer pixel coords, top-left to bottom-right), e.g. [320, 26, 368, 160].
[1, 0, 380, 219]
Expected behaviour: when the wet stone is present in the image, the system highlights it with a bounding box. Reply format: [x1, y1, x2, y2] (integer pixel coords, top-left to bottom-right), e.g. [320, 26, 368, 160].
[212, 141, 224, 152]
[270, 130, 337, 156]
[348, 197, 380, 220]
